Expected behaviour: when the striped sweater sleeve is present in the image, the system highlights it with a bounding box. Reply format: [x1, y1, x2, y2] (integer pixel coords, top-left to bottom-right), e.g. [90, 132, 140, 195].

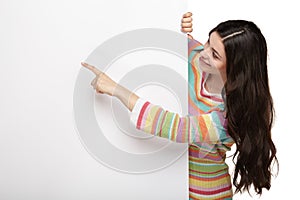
[130, 98, 228, 144]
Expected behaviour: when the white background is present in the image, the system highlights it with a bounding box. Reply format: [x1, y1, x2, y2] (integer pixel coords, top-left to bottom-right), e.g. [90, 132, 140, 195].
[0, 0, 189, 199]
[0, 0, 299, 199]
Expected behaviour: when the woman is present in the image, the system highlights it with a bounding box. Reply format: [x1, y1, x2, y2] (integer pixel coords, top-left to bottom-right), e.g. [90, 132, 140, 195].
[81, 12, 278, 200]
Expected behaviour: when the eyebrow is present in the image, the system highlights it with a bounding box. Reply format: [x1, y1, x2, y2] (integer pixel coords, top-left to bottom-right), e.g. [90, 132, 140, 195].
[208, 38, 223, 59]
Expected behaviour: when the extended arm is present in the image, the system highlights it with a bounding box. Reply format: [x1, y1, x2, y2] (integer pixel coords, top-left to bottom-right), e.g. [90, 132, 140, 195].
[81, 62, 139, 112]
[81, 63, 229, 145]
[130, 98, 229, 144]
[82, 12, 194, 111]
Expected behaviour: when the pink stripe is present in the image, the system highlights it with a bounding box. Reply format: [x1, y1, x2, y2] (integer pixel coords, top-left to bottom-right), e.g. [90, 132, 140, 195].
[189, 184, 232, 195]
[136, 102, 150, 129]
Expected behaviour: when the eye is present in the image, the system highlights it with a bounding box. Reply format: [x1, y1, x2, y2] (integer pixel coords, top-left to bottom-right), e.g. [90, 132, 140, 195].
[212, 52, 219, 59]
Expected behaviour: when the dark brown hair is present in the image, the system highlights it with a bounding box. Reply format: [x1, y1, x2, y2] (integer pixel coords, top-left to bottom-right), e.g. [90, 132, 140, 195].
[210, 20, 278, 195]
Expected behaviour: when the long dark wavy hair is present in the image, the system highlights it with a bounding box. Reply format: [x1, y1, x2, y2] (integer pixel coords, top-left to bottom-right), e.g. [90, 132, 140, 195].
[209, 20, 278, 194]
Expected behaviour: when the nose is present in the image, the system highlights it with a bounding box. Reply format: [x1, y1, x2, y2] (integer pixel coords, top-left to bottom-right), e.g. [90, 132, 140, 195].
[200, 49, 209, 60]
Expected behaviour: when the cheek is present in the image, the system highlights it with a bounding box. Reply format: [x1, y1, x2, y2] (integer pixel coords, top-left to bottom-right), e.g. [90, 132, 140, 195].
[204, 42, 209, 49]
[215, 61, 226, 71]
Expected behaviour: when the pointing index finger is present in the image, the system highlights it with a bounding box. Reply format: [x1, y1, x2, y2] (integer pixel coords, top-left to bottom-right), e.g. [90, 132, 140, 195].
[81, 62, 102, 75]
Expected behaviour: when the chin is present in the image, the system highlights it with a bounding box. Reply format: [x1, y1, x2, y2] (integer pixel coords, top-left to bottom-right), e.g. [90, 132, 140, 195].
[199, 66, 215, 74]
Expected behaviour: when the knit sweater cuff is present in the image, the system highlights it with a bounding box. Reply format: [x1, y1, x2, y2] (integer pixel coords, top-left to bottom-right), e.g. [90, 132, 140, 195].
[130, 98, 148, 127]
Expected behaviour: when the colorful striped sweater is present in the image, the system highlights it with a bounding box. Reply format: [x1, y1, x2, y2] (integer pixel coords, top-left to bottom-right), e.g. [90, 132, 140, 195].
[130, 38, 234, 200]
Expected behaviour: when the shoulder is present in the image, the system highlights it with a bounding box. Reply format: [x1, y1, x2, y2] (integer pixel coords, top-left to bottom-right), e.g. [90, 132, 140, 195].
[188, 38, 204, 53]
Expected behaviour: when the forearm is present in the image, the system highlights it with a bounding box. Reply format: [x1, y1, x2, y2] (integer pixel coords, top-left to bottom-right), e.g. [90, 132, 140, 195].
[113, 84, 139, 112]
[130, 100, 230, 144]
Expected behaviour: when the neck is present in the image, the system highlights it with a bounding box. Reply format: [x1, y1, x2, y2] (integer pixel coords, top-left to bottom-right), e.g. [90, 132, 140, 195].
[205, 73, 226, 94]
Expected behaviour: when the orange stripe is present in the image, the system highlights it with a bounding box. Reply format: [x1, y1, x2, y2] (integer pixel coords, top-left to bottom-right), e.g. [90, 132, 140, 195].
[197, 116, 208, 140]
[191, 62, 200, 100]
[151, 107, 162, 134]
[188, 96, 205, 114]
[190, 67, 215, 108]
[189, 155, 221, 162]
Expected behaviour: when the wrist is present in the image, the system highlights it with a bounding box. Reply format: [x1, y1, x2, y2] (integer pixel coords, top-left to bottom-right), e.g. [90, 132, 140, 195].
[111, 83, 120, 97]
[112, 84, 139, 111]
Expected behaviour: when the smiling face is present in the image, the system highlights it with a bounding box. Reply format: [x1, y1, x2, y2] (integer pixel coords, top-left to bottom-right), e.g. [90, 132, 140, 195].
[198, 31, 227, 78]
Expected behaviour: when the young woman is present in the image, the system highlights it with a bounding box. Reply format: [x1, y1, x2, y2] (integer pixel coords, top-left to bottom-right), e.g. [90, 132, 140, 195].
[81, 12, 278, 200]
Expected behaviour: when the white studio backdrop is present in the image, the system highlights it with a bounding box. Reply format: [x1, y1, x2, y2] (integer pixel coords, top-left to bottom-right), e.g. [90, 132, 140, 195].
[0, 0, 299, 199]
[0, 0, 189, 199]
